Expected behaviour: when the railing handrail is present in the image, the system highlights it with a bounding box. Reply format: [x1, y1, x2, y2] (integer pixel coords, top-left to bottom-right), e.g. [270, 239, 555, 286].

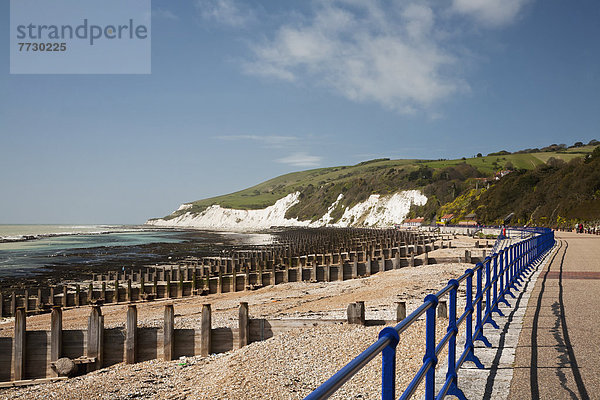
[305, 227, 555, 400]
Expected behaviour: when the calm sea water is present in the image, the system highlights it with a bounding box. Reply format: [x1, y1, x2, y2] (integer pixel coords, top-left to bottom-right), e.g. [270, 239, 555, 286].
[0, 225, 183, 278]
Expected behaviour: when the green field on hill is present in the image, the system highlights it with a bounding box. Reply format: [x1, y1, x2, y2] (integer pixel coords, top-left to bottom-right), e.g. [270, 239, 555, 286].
[156, 144, 598, 225]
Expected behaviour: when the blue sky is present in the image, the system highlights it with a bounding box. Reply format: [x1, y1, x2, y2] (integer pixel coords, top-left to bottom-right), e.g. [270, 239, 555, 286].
[1, 0, 599, 224]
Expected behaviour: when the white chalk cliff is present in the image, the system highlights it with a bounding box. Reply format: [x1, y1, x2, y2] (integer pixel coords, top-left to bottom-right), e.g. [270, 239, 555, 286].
[146, 190, 427, 231]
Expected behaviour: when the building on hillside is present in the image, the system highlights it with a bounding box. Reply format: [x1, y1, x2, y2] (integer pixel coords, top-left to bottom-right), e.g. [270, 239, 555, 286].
[495, 170, 512, 180]
[440, 214, 454, 224]
[458, 213, 478, 226]
[402, 217, 425, 227]
[458, 220, 478, 226]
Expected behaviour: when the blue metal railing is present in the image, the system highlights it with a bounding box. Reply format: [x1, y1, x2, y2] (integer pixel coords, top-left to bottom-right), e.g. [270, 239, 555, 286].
[306, 227, 555, 400]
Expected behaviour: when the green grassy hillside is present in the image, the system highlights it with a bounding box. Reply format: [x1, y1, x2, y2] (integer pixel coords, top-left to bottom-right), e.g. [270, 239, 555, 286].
[160, 144, 598, 225]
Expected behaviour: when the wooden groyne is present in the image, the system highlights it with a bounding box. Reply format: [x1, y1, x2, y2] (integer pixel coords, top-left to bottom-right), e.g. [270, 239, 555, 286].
[0, 228, 493, 318]
[0, 299, 453, 385]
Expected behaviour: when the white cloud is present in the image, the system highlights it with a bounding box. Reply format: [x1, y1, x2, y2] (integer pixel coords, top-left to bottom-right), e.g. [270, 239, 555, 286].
[276, 152, 322, 167]
[196, 0, 254, 27]
[243, 1, 465, 114]
[216, 135, 298, 148]
[451, 0, 531, 27]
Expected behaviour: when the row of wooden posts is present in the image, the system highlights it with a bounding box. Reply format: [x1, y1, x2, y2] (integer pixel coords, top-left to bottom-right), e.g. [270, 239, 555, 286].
[0, 239, 492, 318]
[0, 230, 444, 318]
[3, 298, 452, 383]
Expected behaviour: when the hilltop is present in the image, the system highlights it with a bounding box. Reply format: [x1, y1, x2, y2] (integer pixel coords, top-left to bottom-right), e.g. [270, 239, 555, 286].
[147, 141, 599, 230]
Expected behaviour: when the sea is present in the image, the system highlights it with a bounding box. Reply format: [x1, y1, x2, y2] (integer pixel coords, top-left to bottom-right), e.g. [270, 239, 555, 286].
[0, 225, 184, 279]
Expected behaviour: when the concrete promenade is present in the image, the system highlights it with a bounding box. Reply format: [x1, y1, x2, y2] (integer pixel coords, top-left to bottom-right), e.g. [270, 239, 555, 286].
[508, 231, 599, 399]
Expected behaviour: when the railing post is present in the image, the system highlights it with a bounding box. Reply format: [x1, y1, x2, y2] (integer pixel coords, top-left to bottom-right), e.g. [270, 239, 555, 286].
[484, 257, 494, 326]
[475, 263, 483, 334]
[446, 280, 458, 381]
[424, 294, 438, 400]
[380, 327, 400, 400]
[464, 269, 474, 356]
[492, 255, 498, 308]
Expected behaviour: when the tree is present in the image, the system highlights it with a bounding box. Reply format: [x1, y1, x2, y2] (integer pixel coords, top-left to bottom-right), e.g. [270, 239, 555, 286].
[477, 153, 482, 157]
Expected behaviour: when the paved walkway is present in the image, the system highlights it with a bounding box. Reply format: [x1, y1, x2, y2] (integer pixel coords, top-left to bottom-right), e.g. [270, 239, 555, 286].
[508, 231, 600, 400]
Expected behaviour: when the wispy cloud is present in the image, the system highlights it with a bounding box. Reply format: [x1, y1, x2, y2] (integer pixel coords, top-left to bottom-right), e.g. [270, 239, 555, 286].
[243, 1, 466, 114]
[276, 152, 322, 167]
[196, 0, 255, 28]
[216, 135, 298, 148]
[451, 0, 532, 27]
[153, 9, 179, 21]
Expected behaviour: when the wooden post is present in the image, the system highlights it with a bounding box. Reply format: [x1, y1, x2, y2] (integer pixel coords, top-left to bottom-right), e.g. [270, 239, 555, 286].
[178, 272, 184, 298]
[49, 287, 55, 306]
[268, 263, 274, 286]
[88, 282, 93, 304]
[36, 288, 42, 310]
[166, 274, 171, 298]
[24, 289, 29, 312]
[114, 280, 119, 303]
[438, 300, 448, 319]
[0, 291, 3, 318]
[192, 271, 197, 295]
[101, 282, 106, 301]
[87, 305, 103, 370]
[346, 302, 365, 325]
[232, 265, 238, 292]
[217, 269, 223, 294]
[352, 259, 358, 279]
[125, 305, 137, 364]
[163, 304, 174, 361]
[127, 279, 132, 302]
[75, 284, 80, 307]
[62, 286, 68, 308]
[153, 274, 158, 296]
[239, 302, 249, 348]
[50, 306, 62, 376]
[201, 304, 211, 357]
[396, 301, 406, 322]
[140, 275, 145, 298]
[13, 308, 26, 381]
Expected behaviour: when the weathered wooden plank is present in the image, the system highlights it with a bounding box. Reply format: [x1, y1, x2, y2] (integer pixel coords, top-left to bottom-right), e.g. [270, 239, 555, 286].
[103, 328, 125, 366]
[173, 329, 199, 358]
[201, 304, 211, 356]
[163, 304, 174, 361]
[61, 330, 86, 360]
[13, 308, 26, 381]
[50, 307, 62, 376]
[125, 305, 137, 364]
[0, 337, 13, 382]
[211, 327, 235, 353]
[87, 306, 103, 370]
[25, 331, 49, 380]
[0, 376, 68, 388]
[238, 302, 248, 348]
